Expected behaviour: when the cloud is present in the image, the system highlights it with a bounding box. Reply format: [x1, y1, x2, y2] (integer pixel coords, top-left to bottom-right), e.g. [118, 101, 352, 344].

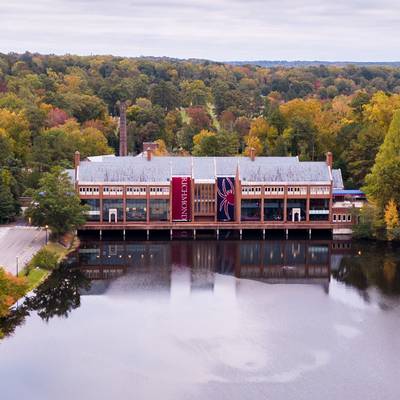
[0, 0, 399, 61]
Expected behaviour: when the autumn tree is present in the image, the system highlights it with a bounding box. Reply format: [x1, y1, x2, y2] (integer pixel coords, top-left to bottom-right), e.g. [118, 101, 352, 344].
[384, 199, 400, 241]
[0, 268, 28, 319]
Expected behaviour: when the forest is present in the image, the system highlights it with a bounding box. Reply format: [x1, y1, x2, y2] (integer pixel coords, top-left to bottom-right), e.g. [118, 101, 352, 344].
[0, 52, 399, 237]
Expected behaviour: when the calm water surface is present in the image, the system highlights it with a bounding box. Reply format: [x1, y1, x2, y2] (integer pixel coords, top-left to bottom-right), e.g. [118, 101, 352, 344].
[1, 239, 400, 400]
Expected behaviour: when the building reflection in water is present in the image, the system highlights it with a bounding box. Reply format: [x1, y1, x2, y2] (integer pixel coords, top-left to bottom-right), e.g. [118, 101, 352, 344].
[70, 240, 354, 295]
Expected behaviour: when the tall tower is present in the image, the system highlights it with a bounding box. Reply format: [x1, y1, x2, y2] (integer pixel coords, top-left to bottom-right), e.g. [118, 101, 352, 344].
[119, 101, 127, 157]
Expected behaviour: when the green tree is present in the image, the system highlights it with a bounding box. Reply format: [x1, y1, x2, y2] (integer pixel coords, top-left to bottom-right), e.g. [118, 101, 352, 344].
[364, 110, 400, 208]
[352, 204, 385, 240]
[26, 167, 88, 238]
[0, 179, 16, 224]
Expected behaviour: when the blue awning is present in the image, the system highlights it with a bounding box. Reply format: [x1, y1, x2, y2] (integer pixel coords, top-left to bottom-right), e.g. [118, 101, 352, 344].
[333, 189, 365, 196]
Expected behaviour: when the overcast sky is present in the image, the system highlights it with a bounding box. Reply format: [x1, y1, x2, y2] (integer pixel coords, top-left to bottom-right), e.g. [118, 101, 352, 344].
[1, 0, 399, 61]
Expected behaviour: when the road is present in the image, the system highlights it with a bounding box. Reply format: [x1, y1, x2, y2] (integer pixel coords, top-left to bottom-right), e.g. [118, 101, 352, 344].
[0, 225, 46, 275]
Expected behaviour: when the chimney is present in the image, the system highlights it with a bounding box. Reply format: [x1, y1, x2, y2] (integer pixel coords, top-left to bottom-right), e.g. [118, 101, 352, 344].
[74, 151, 80, 183]
[146, 147, 153, 161]
[74, 150, 80, 168]
[250, 147, 256, 161]
[119, 101, 127, 157]
[326, 152, 333, 168]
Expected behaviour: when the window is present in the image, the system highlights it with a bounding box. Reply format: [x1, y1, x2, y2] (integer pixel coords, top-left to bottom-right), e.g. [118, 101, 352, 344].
[241, 186, 261, 196]
[264, 199, 284, 222]
[150, 187, 170, 196]
[81, 199, 100, 221]
[265, 186, 284, 196]
[103, 187, 123, 196]
[310, 186, 330, 195]
[149, 199, 169, 221]
[79, 187, 99, 196]
[347, 214, 352, 222]
[102, 199, 124, 223]
[194, 184, 215, 215]
[287, 199, 306, 222]
[241, 199, 261, 221]
[287, 187, 307, 196]
[126, 199, 147, 221]
[126, 187, 146, 196]
[309, 199, 330, 221]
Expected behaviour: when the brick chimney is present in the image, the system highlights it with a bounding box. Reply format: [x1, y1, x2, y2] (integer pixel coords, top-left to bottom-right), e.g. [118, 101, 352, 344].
[74, 150, 80, 168]
[119, 101, 127, 157]
[250, 147, 256, 161]
[146, 147, 153, 161]
[326, 152, 333, 168]
[74, 151, 80, 183]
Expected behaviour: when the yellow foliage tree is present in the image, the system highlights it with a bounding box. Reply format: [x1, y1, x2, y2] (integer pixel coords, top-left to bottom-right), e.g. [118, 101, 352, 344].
[0, 108, 31, 163]
[154, 139, 169, 156]
[384, 199, 399, 241]
[244, 135, 263, 156]
[363, 91, 400, 131]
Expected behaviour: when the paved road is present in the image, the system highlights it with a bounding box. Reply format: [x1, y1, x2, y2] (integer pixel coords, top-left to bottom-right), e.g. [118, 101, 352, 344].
[0, 226, 46, 275]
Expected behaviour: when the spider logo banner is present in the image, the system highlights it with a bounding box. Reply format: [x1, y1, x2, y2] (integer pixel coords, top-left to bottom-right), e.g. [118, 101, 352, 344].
[217, 177, 235, 221]
[172, 177, 192, 222]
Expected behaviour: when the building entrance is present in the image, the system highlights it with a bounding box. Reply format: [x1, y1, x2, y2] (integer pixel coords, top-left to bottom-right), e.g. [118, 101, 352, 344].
[109, 209, 118, 223]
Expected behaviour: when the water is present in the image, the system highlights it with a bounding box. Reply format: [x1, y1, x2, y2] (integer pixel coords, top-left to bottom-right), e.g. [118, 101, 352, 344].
[1, 239, 400, 400]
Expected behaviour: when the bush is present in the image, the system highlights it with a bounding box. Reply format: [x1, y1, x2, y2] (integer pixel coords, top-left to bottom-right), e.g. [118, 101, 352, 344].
[30, 249, 59, 271]
[0, 267, 28, 318]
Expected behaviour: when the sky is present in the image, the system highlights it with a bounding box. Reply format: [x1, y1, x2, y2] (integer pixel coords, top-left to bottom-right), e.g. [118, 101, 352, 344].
[1, 0, 400, 61]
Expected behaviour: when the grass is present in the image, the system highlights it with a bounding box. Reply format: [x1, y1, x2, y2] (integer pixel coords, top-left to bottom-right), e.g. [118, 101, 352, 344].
[17, 238, 77, 293]
[44, 241, 70, 262]
[21, 267, 50, 291]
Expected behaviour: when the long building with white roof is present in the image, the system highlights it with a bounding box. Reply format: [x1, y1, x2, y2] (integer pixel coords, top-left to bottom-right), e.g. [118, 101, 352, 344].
[71, 145, 358, 237]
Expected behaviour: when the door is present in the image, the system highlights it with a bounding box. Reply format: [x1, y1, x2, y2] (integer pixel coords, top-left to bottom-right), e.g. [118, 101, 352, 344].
[292, 208, 301, 222]
[109, 208, 118, 223]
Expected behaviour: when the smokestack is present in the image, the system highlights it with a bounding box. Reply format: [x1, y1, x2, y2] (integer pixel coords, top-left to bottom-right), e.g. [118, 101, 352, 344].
[74, 150, 80, 168]
[146, 147, 153, 161]
[119, 101, 127, 157]
[74, 151, 80, 183]
[250, 147, 256, 161]
[326, 152, 333, 168]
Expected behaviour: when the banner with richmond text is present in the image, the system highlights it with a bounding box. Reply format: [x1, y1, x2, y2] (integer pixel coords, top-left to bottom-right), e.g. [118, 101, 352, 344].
[172, 177, 192, 222]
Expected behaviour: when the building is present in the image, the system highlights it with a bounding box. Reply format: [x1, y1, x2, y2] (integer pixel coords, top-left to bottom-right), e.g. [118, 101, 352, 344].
[70, 147, 363, 238]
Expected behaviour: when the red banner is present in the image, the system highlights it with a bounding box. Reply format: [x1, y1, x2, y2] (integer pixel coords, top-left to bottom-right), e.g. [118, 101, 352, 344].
[172, 177, 192, 222]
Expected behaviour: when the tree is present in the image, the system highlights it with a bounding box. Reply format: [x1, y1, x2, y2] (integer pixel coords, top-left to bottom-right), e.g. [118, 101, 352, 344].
[150, 81, 180, 111]
[180, 80, 210, 106]
[352, 204, 385, 240]
[26, 167, 88, 238]
[0, 179, 16, 224]
[345, 125, 385, 187]
[365, 110, 400, 208]
[192, 130, 239, 156]
[0, 268, 28, 318]
[0, 108, 31, 164]
[192, 130, 217, 156]
[0, 168, 18, 224]
[384, 199, 400, 241]
[32, 120, 113, 170]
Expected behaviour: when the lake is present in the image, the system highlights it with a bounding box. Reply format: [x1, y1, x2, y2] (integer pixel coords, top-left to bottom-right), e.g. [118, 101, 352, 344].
[1, 238, 400, 400]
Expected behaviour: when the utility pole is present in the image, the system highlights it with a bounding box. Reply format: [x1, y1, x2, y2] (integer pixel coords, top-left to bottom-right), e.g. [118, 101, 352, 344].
[16, 256, 19, 277]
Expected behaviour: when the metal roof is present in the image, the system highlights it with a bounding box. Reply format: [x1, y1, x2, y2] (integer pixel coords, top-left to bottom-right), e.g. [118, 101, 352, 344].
[77, 155, 332, 184]
[333, 190, 365, 196]
[332, 169, 344, 190]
